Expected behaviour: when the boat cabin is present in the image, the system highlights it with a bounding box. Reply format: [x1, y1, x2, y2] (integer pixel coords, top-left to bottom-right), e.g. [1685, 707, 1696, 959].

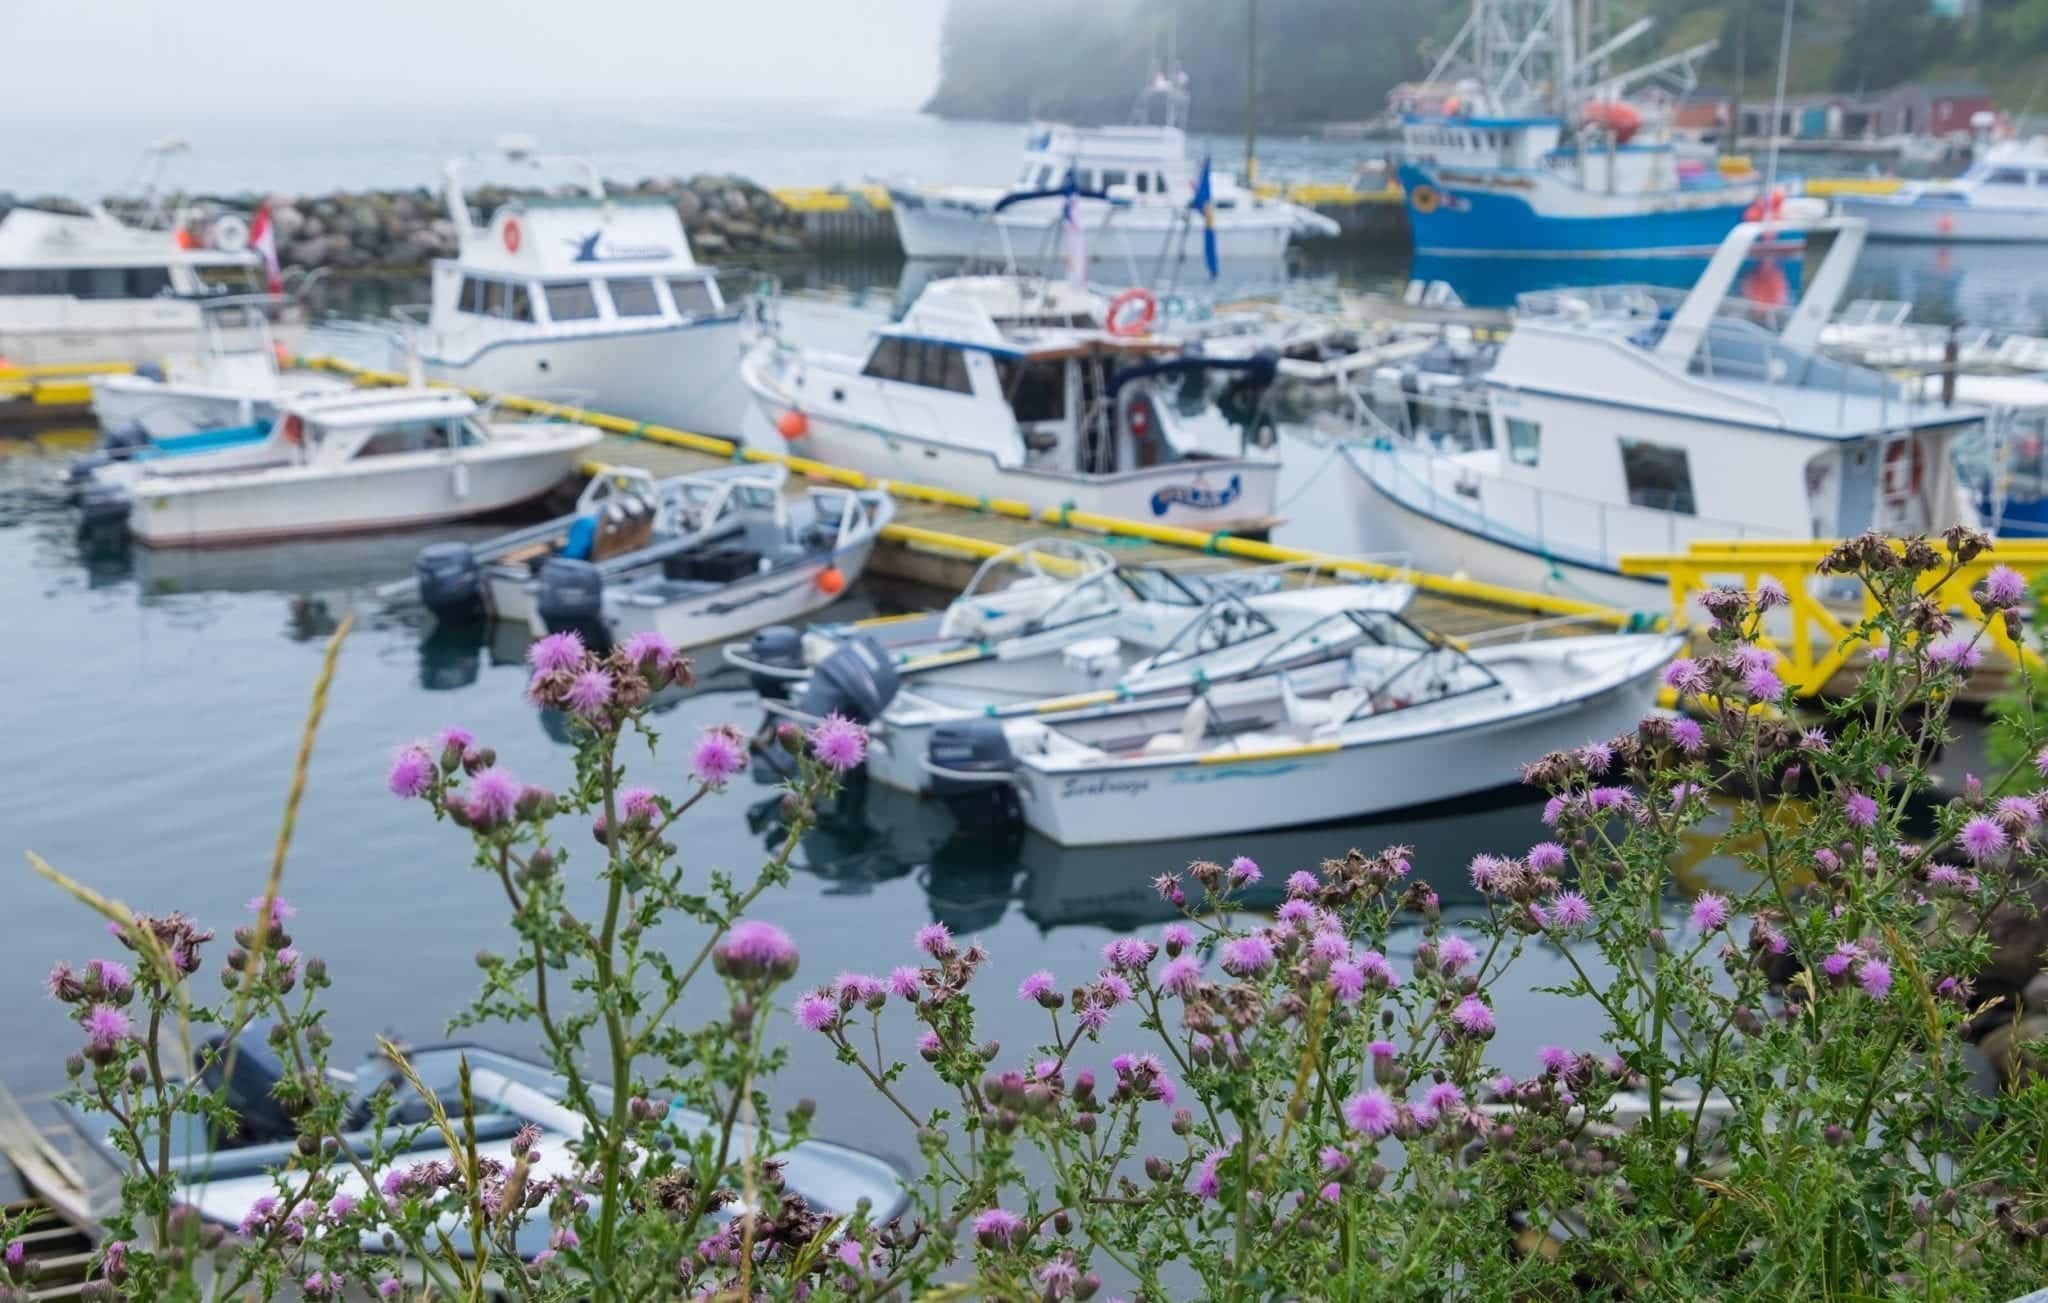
[849, 276, 1275, 478]
[421, 147, 734, 360]
[1010, 123, 1215, 206]
[0, 206, 256, 304]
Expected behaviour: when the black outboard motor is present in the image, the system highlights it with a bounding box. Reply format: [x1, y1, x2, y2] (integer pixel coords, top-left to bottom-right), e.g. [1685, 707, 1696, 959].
[74, 482, 132, 550]
[415, 542, 484, 623]
[536, 556, 608, 648]
[198, 1033, 293, 1148]
[745, 626, 805, 700]
[927, 719, 1021, 830]
[797, 635, 899, 726]
[99, 426, 153, 459]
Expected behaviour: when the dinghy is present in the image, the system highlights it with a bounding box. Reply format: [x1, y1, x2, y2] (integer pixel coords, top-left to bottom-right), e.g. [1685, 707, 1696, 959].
[15, 1036, 904, 1266]
[920, 614, 1680, 846]
[70, 387, 601, 547]
[88, 299, 351, 440]
[739, 560, 1416, 796]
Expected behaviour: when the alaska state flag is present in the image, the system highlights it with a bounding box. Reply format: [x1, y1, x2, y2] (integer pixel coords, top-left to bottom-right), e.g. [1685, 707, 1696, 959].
[1188, 156, 1218, 280]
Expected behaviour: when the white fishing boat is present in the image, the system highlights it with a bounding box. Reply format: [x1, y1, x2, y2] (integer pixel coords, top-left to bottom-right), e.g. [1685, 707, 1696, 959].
[0, 204, 300, 369]
[516, 470, 894, 651]
[1838, 135, 2048, 243]
[1819, 299, 2048, 377]
[887, 77, 1336, 266]
[3, 1036, 904, 1271]
[89, 298, 351, 440]
[746, 562, 1415, 796]
[72, 387, 600, 547]
[1339, 214, 1984, 609]
[396, 139, 764, 438]
[740, 275, 1284, 530]
[920, 613, 1680, 846]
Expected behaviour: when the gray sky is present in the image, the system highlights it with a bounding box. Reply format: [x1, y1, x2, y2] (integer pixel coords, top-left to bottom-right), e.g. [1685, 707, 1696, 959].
[1, 0, 949, 112]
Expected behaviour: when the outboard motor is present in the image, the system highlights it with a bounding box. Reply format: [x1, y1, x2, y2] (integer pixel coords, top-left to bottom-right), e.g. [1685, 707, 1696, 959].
[745, 625, 805, 700]
[415, 542, 484, 623]
[99, 426, 153, 460]
[536, 556, 608, 648]
[796, 635, 899, 726]
[927, 719, 1021, 830]
[74, 482, 132, 551]
[65, 452, 112, 498]
[197, 1033, 293, 1147]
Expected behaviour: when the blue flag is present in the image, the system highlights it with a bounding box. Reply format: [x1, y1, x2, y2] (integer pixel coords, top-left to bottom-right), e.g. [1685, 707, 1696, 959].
[1188, 155, 1218, 279]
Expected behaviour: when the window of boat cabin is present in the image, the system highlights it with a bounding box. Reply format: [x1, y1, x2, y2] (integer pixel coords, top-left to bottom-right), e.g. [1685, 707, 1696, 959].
[668, 277, 718, 317]
[1507, 417, 1541, 467]
[1986, 168, 2032, 186]
[996, 357, 1066, 422]
[1135, 173, 1151, 194]
[353, 419, 456, 458]
[507, 284, 534, 322]
[864, 337, 973, 393]
[606, 278, 662, 318]
[482, 280, 509, 317]
[1101, 169, 1129, 190]
[543, 281, 600, 322]
[0, 266, 174, 297]
[1619, 438, 1697, 514]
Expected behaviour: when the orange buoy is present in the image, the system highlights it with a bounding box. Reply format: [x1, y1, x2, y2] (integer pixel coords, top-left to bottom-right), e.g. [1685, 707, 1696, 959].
[173, 228, 197, 250]
[273, 341, 291, 368]
[776, 409, 809, 440]
[1581, 101, 1642, 145]
[815, 565, 845, 595]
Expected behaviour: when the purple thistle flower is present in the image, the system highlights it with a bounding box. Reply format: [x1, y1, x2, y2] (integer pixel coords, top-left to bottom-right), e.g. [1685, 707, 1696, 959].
[1219, 934, 1275, 977]
[1744, 666, 1784, 700]
[1160, 954, 1203, 997]
[793, 991, 837, 1032]
[1982, 565, 2027, 608]
[1576, 742, 1613, 774]
[1423, 1081, 1465, 1116]
[1538, 1045, 1572, 1074]
[1191, 1145, 1229, 1200]
[1587, 786, 1632, 812]
[1662, 657, 1706, 694]
[1857, 958, 1893, 1000]
[387, 745, 434, 798]
[619, 787, 660, 822]
[1689, 892, 1731, 932]
[914, 922, 954, 958]
[238, 1195, 279, 1237]
[1094, 972, 1134, 1007]
[1468, 854, 1508, 892]
[1995, 795, 2038, 830]
[1101, 936, 1157, 971]
[2036, 746, 2048, 779]
[1036, 1260, 1079, 1292]
[1821, 943, 1860, 979]
[1670, 716, 1705, 754]
[526, 630, 586, 674]
[564, 667, 614, 718]
[619, 630, 675, 670]
[1343, 1089, 1396, 1138]
[83, 1004, 130, 1053]
[1437, 935, 1477, 974]
[1327, 959, 1365, 1003]
[1960, 815, 2008, 861]
[1309, 929, 1349, 964]
[1451, 995, 1495, 1038]
[1285, 870, 1320, 897]
[1161, 922, 1194, 952]
[715, 920, 799, 979]
[1547, 890, 1593, 929]
[1227, 855, 1262, 886]
[465, 767, 521, 824]
[973, 1208, 1025, 1246]
[808, 713, 868, 772]
[917, 1028, 943, 1055]
[1319, 1181, 1342, 1203]
[1275, 898, 1317, 928]
[327, 1194, 358, 1222]
[887, 965, 922, 1001]
[1755, 576, 1788, 610]
[1527, 842, 1566, 873]
[86, 959, 131, 998]
[1320, 1145, 1349, 1172]
[1843, 791, 1879, 830]
[1075, 1000, 1110, 1034]
[689, 728, 746, 786]
[1018, 970, 1057, 1002]
[834, 972, 885, 1003]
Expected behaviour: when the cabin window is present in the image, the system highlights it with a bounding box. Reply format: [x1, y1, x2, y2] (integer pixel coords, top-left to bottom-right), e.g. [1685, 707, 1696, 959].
[864, 339, 973, 394]
[1101, 169, 1129, 190]
[996, 358, 1066, 422]
[1135, 173, 1151, 194]
[669, 277, 718, 317]
[543, 281, 599, 322]
[0, 269, 66, 294]
[1507, 417, 1541, 467]
[1987, 168, 2030, 186]
[1619, 438, 1697, 514]
[459, 276, 488, 314]
[508, 284, 534, 323]
[1077, 169, 1097, 190]
[1155, 173, 1170, 195]
[607, 278, 662, 318]
[862, 337, 907, 382]
[354, 419, 455, 458]
[482, 280, 509, 317]
[1, 267, 174, 298]
[1035, 165, 1055, 188]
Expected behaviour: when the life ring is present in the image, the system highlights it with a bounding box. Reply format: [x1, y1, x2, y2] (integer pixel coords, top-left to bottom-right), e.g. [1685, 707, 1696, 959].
[209, 214, 250, 254]
[502, 217, 523, 254]
[1410, 184, 1441, 215]
[1105, 288, 1158, 338]
[1882, 439, 1925, 501]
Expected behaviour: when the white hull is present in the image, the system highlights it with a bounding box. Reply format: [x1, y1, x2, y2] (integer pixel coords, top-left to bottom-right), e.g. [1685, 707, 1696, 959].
[0, 312, 306, 370]
[1016, 664, 1663, 846]
[126, 444, 590, 548]
[891, 199, 1301, 262]
[90, 375, 349, 439]
[762, 403, 1278, 530]
[427, 318, 753, 438]
[1839, 196, 2048, 243]
[600, 537, 880, 650]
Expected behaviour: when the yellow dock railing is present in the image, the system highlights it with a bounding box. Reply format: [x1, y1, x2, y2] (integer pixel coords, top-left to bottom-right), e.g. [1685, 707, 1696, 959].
[295, 354, 1641, 628]
[1621, 539, 2048, 697]
[770, 185, 895, 213]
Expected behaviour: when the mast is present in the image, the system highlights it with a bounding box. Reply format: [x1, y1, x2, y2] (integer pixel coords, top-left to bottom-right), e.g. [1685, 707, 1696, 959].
[1245, 0, 1259, 184]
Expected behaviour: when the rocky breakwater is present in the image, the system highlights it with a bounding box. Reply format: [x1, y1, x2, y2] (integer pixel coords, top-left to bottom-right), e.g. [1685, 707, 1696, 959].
[0, 174, 815, 276]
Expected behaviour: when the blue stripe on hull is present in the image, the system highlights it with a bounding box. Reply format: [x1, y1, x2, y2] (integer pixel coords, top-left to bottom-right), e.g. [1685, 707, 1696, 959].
[1399, 164, 1757, 256]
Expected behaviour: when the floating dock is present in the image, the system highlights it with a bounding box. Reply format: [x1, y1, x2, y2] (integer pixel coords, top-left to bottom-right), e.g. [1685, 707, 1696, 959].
[0, 363, 124, 424]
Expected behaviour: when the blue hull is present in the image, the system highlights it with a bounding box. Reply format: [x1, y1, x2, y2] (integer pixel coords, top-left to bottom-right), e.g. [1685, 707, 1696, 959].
[1400, 164, 1759, 257]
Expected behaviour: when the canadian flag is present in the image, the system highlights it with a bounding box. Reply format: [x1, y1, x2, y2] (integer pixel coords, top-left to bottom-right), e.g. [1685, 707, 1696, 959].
[249, 201, 282, 296]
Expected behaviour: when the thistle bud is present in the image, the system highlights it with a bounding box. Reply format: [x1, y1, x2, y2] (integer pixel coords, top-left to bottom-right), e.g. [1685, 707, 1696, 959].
[1053, 1210, 1072, 1235]
[305, 956, 328, 985]
[1733, 1005, 1763, 1036]
[1145, 1155, 1171, 1182]
[1171, 1108, 1193, 1136]
[1648, 928, 1668, 954]
[1824, 1124, 1847, 1147]
[1076, 1273, 1101, 1300]
[776, 722, 804, 755]
[1073, 1111, 1096, 1135]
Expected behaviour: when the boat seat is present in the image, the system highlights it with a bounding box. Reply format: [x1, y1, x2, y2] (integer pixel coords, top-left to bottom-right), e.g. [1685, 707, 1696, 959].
[1281, 672, 1368, 736]
[591, 501, 655, 562]
[500, 538, 561, 570]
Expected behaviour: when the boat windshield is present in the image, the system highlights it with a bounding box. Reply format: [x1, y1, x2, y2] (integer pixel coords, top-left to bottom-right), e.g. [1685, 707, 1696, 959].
[1114, 567, 1206, 606]
[1332, 611, 1501, 715]
[961, 541, 1106, 600]
[1146, 593, 1277, 667]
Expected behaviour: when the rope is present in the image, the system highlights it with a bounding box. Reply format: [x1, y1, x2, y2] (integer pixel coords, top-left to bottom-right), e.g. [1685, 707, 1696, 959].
[1204, 531, 1233, 555]
[1268, 439, 1344, 515]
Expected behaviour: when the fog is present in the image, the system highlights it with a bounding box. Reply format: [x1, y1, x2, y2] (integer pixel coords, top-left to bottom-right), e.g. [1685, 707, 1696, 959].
[0, 0, 948, 113]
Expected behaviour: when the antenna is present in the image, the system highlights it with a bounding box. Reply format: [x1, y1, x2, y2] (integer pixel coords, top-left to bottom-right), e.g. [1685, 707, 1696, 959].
[1761, 0, 1795, 208]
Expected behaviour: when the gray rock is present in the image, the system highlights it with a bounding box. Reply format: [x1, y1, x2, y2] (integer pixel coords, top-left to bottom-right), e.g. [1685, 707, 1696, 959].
[673, 189, 703, 221]
[288, 236, 329, 268]
[693, 231, 729, 255]
[765, 231, 804, 254]
[273, 204, 306, 239]
[301, 216, 325, 240]
[722, 219, 761, 244]
[722, 189, 752, 218]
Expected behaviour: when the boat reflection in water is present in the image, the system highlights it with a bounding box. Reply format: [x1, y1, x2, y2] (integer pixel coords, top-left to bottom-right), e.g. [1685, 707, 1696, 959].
[1406, 250, 1804, 311]
[758, 772, 1554, 938]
